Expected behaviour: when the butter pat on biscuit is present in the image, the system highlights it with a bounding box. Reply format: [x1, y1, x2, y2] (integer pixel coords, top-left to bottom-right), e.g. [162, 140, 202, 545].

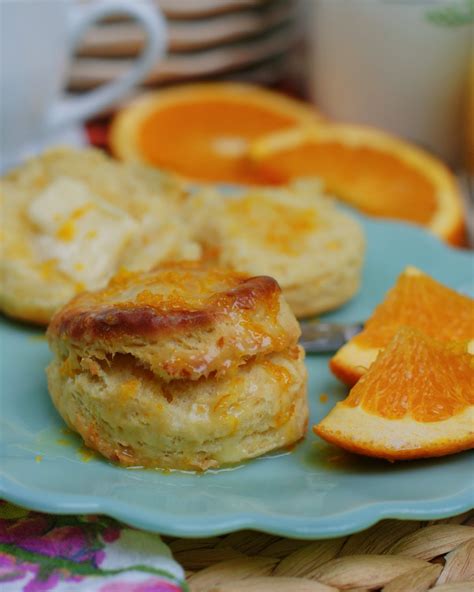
[28, 177, 138, 288]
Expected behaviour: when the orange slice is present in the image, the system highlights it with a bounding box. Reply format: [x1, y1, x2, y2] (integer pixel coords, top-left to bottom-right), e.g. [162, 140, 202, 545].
[330, 266, 474, 386]
[315, 327, 474, 460]
[109, 83, 322, 184]
[251, 124, 466, 245]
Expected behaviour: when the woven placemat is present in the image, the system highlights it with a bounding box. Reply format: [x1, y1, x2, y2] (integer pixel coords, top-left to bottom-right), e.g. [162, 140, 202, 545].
[163, 512, 474, 591]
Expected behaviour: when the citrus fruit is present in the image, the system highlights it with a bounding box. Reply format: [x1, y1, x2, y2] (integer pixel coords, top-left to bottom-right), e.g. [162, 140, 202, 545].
[330, 266, 474, 386]
[251, 124, 466, 245]
[109, 83, 322, 184]
[315, 327, 474, 460]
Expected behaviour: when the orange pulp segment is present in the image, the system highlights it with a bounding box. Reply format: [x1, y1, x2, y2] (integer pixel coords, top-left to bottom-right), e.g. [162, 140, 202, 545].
[330, 266, 474, 386]
[109, 83, 322, 184]
[251, 125, 466, 245]
[315, 327, 474, 460]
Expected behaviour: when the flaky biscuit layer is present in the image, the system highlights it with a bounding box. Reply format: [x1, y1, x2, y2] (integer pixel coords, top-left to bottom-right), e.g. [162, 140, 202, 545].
[47, 345, 307, 471]
[48, 262, 300, 381]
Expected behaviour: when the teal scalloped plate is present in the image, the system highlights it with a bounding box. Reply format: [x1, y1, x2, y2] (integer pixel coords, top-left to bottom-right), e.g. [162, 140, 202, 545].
[1, 216, 473, 539]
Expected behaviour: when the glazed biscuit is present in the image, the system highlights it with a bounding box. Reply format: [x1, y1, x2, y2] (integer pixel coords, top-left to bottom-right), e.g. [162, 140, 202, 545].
[0, 147, 200, 324]
[46, 263, 307, 470]
[187, 181, 365, 318]
[48, 262, 300, 381]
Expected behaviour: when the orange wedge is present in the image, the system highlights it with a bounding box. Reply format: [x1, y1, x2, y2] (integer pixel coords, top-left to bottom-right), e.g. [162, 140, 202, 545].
[315, 327, 474, 460]
[109, 83, 322, 184]
[330, 266, 474, 386]
[251, 124, 466, 245]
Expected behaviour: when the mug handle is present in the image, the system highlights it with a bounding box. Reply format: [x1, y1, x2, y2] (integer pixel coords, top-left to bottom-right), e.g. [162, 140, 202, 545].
[46, 0, 166, 131]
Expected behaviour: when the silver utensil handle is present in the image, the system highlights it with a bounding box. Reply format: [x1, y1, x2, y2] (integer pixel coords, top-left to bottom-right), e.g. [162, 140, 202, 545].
[299, 320, 363, 353]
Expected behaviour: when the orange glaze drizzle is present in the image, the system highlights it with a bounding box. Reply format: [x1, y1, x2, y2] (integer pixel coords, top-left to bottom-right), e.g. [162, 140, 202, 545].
[118, 379, 140, 403]
[55, 204, 92, 242]
[275, 401, 296, 428]
[109, 267, 135, 286]
[60, 356, 80, 378]
[56, 220, 76, 241]
[94, 266, 286, 359]
[135, 289, 190, 310]
[213, 393, 240, 435]
[261, 359, 293, 388]
[111, 268, 279, 318]
[226, 196, 317, 254]
[261, 359, 296, 427]
[107, 266, 245, 307]
[226, 286, 283, 352]
[39, 259, 58, 279]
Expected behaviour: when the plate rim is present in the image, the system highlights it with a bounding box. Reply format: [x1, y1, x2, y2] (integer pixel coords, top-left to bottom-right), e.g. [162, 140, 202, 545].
[1, 472, 473, 539]
[1, 214, 473, 539]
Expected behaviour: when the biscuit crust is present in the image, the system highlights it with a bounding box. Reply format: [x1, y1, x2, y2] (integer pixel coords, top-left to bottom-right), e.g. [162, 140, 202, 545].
[48, 263, 300, 381]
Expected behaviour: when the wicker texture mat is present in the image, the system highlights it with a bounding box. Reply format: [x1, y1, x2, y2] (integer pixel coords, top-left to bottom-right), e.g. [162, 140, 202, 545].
[163, 512, 474, 591]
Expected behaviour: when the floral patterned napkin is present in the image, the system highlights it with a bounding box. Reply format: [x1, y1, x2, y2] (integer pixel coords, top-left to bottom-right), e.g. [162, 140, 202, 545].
[0, 502, 187, 592]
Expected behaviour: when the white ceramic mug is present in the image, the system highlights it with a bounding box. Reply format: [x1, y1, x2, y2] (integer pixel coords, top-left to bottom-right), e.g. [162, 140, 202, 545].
[0, 0, 167, 170]
[305, 0, 472, 166]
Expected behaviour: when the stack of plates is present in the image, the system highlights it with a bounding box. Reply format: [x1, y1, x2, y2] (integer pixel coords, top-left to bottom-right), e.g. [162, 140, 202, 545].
[69, 0, 297, 91]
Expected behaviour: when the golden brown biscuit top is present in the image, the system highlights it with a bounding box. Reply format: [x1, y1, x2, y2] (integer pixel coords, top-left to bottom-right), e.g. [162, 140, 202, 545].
[47, 262, 300, 381]
[48, 262, 291, 343]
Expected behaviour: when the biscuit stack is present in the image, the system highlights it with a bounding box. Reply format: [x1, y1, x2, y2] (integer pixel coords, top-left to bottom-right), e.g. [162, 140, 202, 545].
[47, 262, 308, 470]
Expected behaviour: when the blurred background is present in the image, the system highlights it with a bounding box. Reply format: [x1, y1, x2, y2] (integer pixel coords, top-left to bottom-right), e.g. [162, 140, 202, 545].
[1, 0, 473, 242]
[69, 0, 473, 169]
